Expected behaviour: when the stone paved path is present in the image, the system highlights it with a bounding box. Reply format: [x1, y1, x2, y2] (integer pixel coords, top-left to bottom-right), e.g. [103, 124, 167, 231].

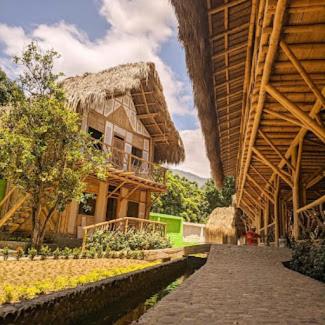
[136, 245, 325, 325]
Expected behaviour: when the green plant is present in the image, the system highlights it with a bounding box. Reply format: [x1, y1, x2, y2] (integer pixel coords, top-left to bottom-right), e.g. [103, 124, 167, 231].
[86, 247, 97, 259]
[0, 42, 108, 248]
[2, 247, 9, 261]
[39, 245, 51, 260]
[53, 248, 61, 260]
[62, 247, 71, 259]
[27, 247, 37, 260]
[72, 248, 81, 259]
[290, 240, 325, 282]
[15, 247, 24, 261]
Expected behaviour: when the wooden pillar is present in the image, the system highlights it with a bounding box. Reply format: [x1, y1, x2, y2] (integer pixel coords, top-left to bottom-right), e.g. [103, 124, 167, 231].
[264, 199, 269, 243]
[95, 181, 109, 224]
[67, 200, 79, 235]
[80, 111, 89, 132]
[257, 207, 261, 245]
[117, 187, 128, 218]
[274, 176, 280, 247]
[292, 140, 303, 239]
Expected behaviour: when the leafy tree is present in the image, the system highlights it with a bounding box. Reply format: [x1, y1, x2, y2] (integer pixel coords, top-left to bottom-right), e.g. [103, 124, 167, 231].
[152, 171, 207, 223]
[0, 42, 108, 248]
[0, 69, 22, 106]
[201, 176, 235, 215]
[152, 173, 235, 223]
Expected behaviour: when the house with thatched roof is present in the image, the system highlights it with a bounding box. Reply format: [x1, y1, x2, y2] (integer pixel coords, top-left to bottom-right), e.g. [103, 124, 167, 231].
[171, 0, 325, 245]
[0, 62, 184, 239]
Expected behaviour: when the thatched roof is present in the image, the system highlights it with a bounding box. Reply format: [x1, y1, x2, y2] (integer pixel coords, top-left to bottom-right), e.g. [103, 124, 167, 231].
[206, 207, 236, 240]
[171, 0, 224, 187]
[62, 62, 185, 164]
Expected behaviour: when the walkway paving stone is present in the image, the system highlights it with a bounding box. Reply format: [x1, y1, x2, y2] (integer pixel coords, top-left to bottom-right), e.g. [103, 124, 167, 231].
[136, 245, 325, 325]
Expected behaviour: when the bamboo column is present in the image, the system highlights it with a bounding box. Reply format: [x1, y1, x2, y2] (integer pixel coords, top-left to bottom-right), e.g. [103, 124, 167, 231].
[274, 176, 280, 247]
[292, 140, 303, 239]
[264, 199, 269, 244]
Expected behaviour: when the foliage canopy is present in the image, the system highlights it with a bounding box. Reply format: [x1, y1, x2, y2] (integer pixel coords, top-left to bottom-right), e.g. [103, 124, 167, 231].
[0, 42, 108, 247]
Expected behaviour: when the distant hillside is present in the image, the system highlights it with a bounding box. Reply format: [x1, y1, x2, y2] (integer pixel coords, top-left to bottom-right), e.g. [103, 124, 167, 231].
[170, 169, 208, 187]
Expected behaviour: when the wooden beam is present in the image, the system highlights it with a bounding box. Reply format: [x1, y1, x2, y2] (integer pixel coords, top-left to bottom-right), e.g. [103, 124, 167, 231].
[263, 108, 303, 127]
[258, 129, 295, 172]
[212, 43, 247, 60]
[274, 176, 280, 246]
[250, 165, 276, 192]
[210, 23, 249, 42]
[137, 113, 159, 119]
[252, 147, 293, 187]
[297, 195, 325, 214]
[265, 84, 325, 143]
[279, 40, 325, 108]
[208, 0, 247, 14]
[247, 174, 274, 203]
[107, 181, 127, 199]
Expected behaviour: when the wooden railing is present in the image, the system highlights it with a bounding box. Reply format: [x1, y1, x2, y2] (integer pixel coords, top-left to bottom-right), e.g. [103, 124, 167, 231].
[0, 187, 29, 228]
[103, 143, 167, 185]
[81, 217, 167, 252]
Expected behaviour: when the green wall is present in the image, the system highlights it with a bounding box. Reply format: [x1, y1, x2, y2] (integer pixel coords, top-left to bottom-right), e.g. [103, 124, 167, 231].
[149, 212, 183, 247]
[0, 179, 6, 201]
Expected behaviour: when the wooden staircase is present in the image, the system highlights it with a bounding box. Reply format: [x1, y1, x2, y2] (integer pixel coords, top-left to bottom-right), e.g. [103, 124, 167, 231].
[0, 187, 30, 233]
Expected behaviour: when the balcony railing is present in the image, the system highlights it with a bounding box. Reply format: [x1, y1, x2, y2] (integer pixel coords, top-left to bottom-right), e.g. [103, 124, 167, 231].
[103, 143, 167, 185]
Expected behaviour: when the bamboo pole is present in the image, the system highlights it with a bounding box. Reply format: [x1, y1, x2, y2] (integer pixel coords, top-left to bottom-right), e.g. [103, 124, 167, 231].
[252, 147, 293, 187]
[279, 40, 325, 108]
[274, 176, 280, 247]
[247, 174, 274, 203]
[297, 195, 325, 213]
[292, 140, 303, 239]
[265, 84, 325, 143]
[237, 0, 288, 206]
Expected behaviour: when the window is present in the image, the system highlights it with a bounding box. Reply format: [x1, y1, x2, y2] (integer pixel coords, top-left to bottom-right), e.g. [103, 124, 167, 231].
[131, 146, 143, 168]
[88, 127, 103, 150]
[79, 193, 97, 216]
[127, 201, 139, 218]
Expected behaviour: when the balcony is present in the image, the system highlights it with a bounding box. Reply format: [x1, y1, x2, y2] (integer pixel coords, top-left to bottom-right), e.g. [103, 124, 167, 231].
[103, 143, 167, 186]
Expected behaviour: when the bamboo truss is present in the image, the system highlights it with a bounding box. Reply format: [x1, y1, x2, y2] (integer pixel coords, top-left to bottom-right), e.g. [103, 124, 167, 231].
[205, 0, 325, 241]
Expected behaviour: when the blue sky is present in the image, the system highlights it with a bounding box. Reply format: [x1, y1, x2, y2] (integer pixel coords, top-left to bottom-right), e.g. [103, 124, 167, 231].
[0, 0, 211, 177]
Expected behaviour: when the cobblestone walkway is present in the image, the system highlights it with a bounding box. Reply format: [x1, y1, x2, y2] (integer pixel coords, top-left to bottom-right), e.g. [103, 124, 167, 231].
[136, 245, 325, 325]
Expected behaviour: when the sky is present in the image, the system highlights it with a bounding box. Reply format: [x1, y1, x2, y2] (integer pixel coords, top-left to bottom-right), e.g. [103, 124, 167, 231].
[0, 0, 211, 178]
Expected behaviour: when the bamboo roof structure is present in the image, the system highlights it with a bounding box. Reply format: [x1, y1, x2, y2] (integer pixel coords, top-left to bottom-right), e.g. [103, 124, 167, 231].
[62, 62, 185, 164]
[172, 0, 325, 241]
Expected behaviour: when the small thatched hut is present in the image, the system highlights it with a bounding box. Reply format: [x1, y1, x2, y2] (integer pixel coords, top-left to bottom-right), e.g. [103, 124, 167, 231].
[206, 207, 246, 244]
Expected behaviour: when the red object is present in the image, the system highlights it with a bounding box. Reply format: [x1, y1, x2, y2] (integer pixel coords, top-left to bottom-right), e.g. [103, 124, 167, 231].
[246, 231, 259, 246]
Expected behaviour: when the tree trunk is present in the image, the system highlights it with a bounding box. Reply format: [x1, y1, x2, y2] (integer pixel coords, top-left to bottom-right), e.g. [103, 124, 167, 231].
[31, 204, 43, 249]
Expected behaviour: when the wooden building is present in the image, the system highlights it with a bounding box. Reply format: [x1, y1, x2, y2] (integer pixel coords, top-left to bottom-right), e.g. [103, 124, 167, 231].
[172, 0, 325, 244]
[0, 62, 184, 238]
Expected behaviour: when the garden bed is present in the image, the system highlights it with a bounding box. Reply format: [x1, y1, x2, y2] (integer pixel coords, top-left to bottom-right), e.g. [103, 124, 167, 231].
[0, 256, 206, 324]
[0, 258, 156, 304]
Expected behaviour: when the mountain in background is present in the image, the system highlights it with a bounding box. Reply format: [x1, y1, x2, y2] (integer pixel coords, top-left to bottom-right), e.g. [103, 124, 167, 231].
[170, 169, 209, 187]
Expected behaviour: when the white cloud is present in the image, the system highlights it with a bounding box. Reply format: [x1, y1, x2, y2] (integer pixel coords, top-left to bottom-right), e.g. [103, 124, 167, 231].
[0, 0, 192, 117]
[170, 129, 211, 179]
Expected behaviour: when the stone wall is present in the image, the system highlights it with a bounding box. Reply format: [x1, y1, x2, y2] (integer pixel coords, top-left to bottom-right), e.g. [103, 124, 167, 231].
[0, 257, 205, 324]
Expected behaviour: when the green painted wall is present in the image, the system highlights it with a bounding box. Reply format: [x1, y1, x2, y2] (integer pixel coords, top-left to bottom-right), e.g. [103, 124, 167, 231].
[149, 212, 183, 247]
[0, 179, 6, 201]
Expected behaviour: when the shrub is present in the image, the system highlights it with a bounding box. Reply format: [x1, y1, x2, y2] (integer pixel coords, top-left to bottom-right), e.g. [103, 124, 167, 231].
[39, 245, 51, 260]
[15, 247, 24, 261]
[28, 247, 37, 261]
[290, 240, 325, 282]
[86, 229, 171, 255]
[62, 247, 72, 259]
[53, 248, 61, 260]
[72, 248, 81, 259]
[2, 247, 9, 261]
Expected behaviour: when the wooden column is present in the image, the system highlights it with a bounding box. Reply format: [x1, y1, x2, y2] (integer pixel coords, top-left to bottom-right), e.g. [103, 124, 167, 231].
[95, 181, 109, 224]
[264, 199, 269, 244]
[274, 176, 280, 247]
[292, 140, 303, 239]
[257, 207, 261, 245]
[67, 200, 79, 235]
[117, 187, 128, 218]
